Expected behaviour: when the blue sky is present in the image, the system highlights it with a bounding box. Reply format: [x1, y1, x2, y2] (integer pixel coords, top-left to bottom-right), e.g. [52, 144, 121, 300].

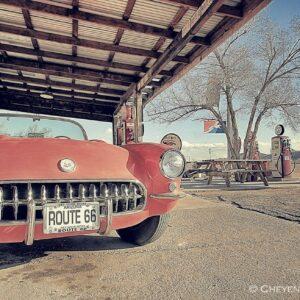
[1, 0, 299, 160]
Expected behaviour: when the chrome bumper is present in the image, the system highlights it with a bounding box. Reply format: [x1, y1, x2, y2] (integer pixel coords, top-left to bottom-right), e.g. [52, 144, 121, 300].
[150, 192, 186, 199]
[0, 180, 146, 245]
[25, 198, 36, 245]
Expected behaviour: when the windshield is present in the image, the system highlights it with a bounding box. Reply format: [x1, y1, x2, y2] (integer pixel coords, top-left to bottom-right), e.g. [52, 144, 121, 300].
[0, 114, 87, 140]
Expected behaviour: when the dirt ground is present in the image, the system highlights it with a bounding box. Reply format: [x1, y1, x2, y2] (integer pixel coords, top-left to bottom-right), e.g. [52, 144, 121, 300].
[0, 184, 299, 300]
[292, 162, 300, 178]
[187, 185, 300, 223]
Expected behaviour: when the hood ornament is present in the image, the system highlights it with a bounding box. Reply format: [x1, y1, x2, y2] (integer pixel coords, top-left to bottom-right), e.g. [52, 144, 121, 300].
[58, 158, 76, 173]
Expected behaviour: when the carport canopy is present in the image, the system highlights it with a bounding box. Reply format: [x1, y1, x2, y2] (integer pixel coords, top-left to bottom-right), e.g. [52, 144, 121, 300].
[0, 0, 271, 122]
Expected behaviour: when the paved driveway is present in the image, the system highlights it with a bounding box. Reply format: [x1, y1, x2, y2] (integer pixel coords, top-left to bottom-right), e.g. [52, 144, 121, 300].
[0, 193, 299, 299]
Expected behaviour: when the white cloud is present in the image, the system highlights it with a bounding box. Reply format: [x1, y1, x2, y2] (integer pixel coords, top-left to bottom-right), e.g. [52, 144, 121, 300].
[181, 140, 227, 160]
[258, 138, 300, 153]
[182, 140, 226, 149]
[105, 127, 112, 135]
[258, 141, 271, 153]
[291, 138, 300, 150]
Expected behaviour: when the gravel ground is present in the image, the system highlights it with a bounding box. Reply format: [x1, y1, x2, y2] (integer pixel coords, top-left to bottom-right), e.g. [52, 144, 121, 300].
[186, 184, 300, 223]
[0, 191, 299, 300]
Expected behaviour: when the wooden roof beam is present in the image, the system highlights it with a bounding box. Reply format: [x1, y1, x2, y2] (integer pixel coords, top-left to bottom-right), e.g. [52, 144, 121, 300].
[0, 90, 116, 110]
[217, 5, 243, 19]
[0, 0, 211, 46]
[1, 81, 120, 105]
[146, 0, 271, 103]
[160, 1, 243, 18]
[0, 55, 138, 85]
[119, 0, 226, 105]
[0, 55, 163, 89]
[0, 23, 189, 63]
[0, 43, 173, 77]
[0, 72, 124, 97]
[0, 91, 114, 122]
[159, 0, 202, 7]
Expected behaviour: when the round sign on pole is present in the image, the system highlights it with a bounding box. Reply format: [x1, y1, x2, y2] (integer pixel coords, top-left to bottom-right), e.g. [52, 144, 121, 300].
[161, 133, 182, 150]
[275, 124, 285, 136]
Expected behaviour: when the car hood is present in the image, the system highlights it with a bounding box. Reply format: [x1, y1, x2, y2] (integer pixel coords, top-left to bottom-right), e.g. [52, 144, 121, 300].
[0, 136, 135, 181]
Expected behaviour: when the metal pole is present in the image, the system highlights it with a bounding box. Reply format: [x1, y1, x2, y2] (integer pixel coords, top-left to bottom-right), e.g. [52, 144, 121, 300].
[112, 115, 117, 145]
[134, 90, 143, 143]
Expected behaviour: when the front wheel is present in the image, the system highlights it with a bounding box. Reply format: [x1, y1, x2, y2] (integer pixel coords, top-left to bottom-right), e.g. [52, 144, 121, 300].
[117, 214, 170, 246]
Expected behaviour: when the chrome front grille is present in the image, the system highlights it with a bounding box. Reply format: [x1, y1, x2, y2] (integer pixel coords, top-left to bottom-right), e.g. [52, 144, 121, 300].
[0, 181, 146, 221]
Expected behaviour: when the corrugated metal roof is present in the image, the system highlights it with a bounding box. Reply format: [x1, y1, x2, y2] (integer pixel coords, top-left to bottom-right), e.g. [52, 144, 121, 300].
[41, 0, 72, 8]
[79, 21, 118, 43]
[113, 52, 146, 66]
[21, 71, 46, 79]
[120, 30, 160, 50]
[77, 46, 110, 61]
[43, 57, 73, 65]
[130, 0, 179, 29]
[197, 14, 225, 37]
[0, 4, 25, 27]
[80, 0, 127, 19]
[6, 52, 37, 61]
[38, 40, 72, 55]
[0, 33, 33, 48]
[31, 10, 72, 36]
[0, 0, 270, 122]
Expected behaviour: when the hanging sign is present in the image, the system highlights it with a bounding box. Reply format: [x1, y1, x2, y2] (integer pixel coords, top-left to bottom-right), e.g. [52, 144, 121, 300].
[204, 119, 225, 133]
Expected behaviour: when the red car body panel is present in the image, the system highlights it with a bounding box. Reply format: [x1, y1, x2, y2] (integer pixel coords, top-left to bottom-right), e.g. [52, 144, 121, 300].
[0, 135, 180, 243]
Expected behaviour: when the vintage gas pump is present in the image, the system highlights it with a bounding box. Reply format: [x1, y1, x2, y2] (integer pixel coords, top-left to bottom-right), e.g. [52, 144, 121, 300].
[114, 104, 135, 145]
[124, 104, 135, 144]
[271, 125, 295, 178]
[114, 91, 144, 145]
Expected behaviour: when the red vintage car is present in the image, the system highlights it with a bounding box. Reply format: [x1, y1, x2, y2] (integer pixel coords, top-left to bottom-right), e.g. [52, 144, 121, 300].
[0, 113, 185, 245]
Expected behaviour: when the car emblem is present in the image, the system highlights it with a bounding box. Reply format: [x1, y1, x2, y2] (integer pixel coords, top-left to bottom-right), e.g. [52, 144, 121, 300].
[58, 158, 76, 173]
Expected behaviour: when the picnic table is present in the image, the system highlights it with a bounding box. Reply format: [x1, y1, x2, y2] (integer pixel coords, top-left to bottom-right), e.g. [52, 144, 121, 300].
[188, 159, 269, 187]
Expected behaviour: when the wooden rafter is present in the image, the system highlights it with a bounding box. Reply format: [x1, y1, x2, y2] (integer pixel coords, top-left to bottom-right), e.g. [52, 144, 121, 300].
[147, 0, 272, 103]
[0, 91, 114, 122]
[158, 0, 202, 8]
[0, 56, 138, 84]
[120, 0, 227, 105]
[100, 0, 137, 103]
[217, 5, 243, 19]
[0, 43, 172, 77]
[139, 5, 189, 97]
[0, 73, 124, 97]
[0, 23, 189, 63]
[71, 0, 79, 92]
[0, 0, 211, 46]
[106, 0, 137, 69]
[0, 0, 272, 121]
[21, 7, 42, 91]
[1, 82, 119, 105]
[160, 0, 243, 18]
[21, 8, 43, 62]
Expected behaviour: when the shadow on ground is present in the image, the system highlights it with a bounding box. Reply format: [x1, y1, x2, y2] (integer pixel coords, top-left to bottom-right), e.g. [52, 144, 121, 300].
[181, 182, 269, 191]
[0, 235, 135, 270]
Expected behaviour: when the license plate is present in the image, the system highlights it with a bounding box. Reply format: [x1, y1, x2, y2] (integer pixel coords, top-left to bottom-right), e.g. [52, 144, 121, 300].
[43, 202, 100, 234]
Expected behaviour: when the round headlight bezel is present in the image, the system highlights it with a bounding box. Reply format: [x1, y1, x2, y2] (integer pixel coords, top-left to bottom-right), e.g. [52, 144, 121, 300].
[159, 149, 186, 179]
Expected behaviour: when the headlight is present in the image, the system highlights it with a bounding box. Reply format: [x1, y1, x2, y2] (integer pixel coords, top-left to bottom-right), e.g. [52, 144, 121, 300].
[160, 150, 186, 179]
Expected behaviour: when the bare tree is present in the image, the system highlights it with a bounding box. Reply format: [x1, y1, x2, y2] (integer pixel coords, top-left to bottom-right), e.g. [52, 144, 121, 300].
[147, 16, 300, 159]
[15, 124, 52, 138]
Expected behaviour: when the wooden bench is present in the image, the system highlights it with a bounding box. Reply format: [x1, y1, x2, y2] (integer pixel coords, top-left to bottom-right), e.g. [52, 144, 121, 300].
[189, 159, 269, 187]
